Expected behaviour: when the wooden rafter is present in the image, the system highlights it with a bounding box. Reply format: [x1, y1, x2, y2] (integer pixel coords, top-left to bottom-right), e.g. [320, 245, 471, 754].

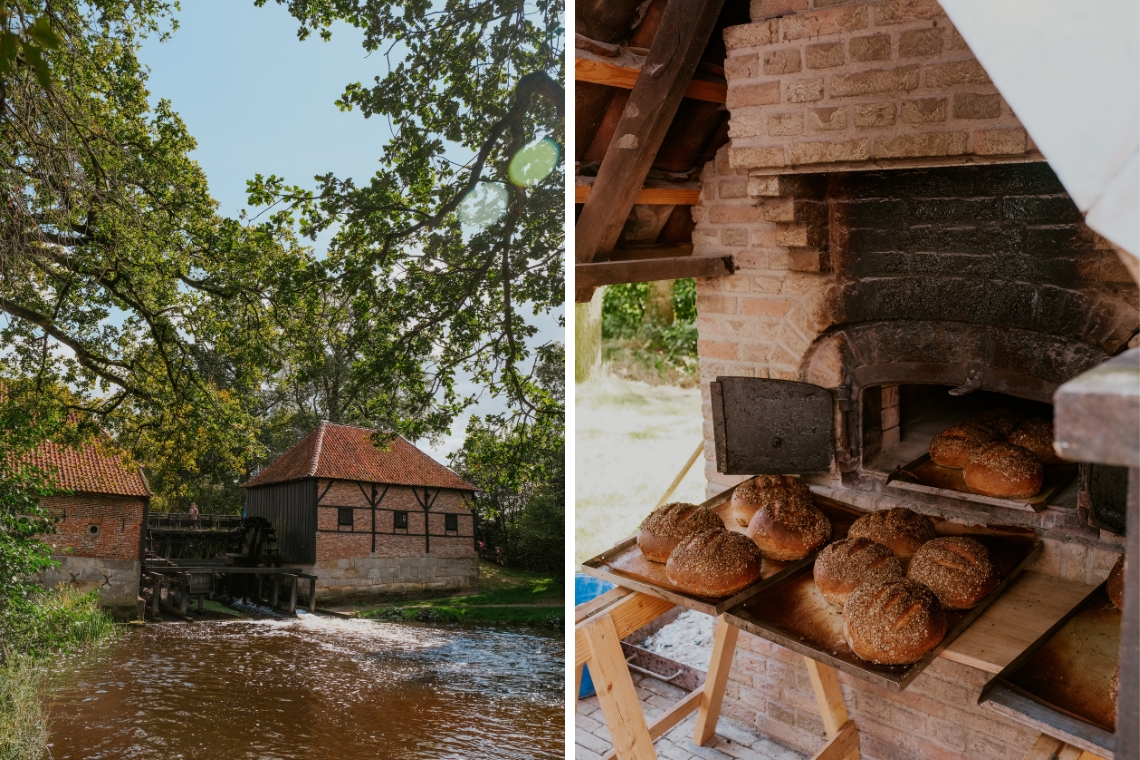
[575, 183, 701, 205]
[575, 48, 727, 104]
[576, 255, 734, 293]
[575, 0, 728, 267]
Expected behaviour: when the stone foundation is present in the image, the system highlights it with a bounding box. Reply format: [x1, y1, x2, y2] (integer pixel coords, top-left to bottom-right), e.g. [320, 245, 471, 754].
[40, 556, 141, 621]
[290, 555, 479, 604]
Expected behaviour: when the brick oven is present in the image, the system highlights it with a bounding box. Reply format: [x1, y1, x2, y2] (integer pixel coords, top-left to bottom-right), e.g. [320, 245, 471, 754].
[242, 422, 479, 602]
[683, 1, 1139, 758]
[31, 440, 150, 621]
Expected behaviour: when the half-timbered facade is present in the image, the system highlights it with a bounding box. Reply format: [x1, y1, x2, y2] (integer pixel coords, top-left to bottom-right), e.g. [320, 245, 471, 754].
[242, 422, 478, 600]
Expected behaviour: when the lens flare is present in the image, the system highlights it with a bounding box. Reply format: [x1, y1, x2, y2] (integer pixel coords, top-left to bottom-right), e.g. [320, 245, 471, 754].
[507, 138, 560, 188]
[458, 182, 510, 231]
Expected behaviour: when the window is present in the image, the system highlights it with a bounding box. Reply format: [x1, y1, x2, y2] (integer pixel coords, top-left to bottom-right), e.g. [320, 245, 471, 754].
[445, 513, 458, 533]
[394, 511, 409, 530]
[338, 508, 353, 529]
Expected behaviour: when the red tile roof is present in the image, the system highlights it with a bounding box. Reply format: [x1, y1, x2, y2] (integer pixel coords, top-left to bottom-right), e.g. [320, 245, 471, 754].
[241, 422, 476, 491]
[23, 440, 150, 497]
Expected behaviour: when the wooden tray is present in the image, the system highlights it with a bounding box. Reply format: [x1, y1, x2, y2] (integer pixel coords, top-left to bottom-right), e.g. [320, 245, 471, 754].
[724, 521, 1042, 691]
[578, 485, 864, 616]
[979, 584, 1119, 758]
[887, 453, 1077, 512]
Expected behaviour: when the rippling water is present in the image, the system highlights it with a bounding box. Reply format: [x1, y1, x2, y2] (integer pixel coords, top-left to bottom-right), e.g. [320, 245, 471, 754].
[46, 614, 564, 759]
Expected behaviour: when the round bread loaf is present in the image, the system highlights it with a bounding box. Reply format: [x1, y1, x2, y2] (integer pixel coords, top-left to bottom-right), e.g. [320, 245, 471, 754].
[728, 475, 813, 529]
[971, 408, 1025, 437]
[1107, 553, 1125, 611]
[963, 442, 1044, 499]
[665, 528, 765, 598]
[847, 508, 936, 563]
[929, 421, 1003, 469]
[637, 502, 724, 563]
[843, 578, 947, 665]
[1007, 418, 1066, 465]
[907, 537, 999, 609]
[745, 497, 831, 562]
[814, 537, 904, 607]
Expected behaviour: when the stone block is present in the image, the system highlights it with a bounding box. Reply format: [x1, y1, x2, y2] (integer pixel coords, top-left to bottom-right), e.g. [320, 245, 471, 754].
[722, 227, 750, 246]
[901, 96, 947, 123]
[723, 20, 779, 50]
[850, 33, 891, 62]
[719, 178, 749, 199]
[882, 425, 901, 450]
[925, 59, 991, 87]
[788, 138, 872, 165]
[764, 48, 802, 75]
[740, 297, 794, 318]
[831, 64, 919, 97]
[751, 0, 808, 21]
[899, 27, 944, 57]
[730, 145, 786, 168]
[954, 92, 1001, 119]
[698, 339, 740, 360]
[785, 78, 824, 103]
[710, 204, 766, 224]
[768, 112, 804, 136]
[725, 53, 760, 80]
[873, 0, 943, 25]
[806, 106, 847, 132]
[874, 131, 968, 158]
[781, 5, 869, 41]
[854, 102, 897, 127]
[973, 128, 1027, 155]
[788, 248, 829, 272]
[805, 41, 845, 69]
[727, 81, 781, 108]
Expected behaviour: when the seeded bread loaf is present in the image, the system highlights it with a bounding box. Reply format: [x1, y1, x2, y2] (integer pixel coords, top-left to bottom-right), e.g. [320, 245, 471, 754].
[929, 421, 1003, 469]
[963, 442, 1044, 499]
[745, 497, 831, 562]
[1107, 554, 1125, 611]
[907, 536, 999, 610]
[728, 475, 813, 529]
[971, 408, 1025, 437]
[843, 578, 948, 665]
[665, 528, 765, 598]
[814, 537, 904, 607]
[637, 502, 725, 563]
[847, 508, 936, 564]
[1006, 418, 1066, 465]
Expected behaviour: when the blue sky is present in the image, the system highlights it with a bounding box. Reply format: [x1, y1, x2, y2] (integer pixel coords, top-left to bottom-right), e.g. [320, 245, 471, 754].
[139, 1, 562, 460]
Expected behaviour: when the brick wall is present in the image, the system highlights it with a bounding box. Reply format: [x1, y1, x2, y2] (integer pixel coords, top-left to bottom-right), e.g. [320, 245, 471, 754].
[314, 480, 475, 561]
[41, 494, 145, 561]
[723, 0, 1040, 173]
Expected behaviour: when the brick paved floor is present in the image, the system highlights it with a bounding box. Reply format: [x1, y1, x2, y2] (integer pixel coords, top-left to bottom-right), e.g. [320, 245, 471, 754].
[576, 673, 805, 760]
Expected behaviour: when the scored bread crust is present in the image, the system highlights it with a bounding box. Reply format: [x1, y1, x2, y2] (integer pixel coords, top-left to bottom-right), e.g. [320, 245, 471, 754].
[637, 502, 725, 563]
[745, 497, 831, 562]
[1107, 554, 1125, 611]
[963, 442, 1044, 499]
[814, 537, 904, 607]
[971, 408, 1025, 437]
[929, 421, 1003, 469]
[1006, 418, 1066, 465]
[843, 578, 947, 665]
[906, 536, 999, 610]
[847, 508, 936, 563]
[665, 528, 765, 598]
[728, 475, 813, 529]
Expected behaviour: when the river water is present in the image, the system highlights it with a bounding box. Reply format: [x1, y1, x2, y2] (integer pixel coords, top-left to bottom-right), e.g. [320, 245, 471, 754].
[45, 614, 564, 759]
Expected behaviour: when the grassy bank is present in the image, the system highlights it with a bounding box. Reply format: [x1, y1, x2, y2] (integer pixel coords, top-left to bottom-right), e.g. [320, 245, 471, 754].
[358, 561, 563, 627]
[0, 586, 118, 760]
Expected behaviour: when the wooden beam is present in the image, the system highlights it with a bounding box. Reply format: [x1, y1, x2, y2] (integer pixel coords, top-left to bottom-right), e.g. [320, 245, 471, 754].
[584, 614, 657, 760]
[602, 689, 704, 760]
[576, 49, 727, 104]
[692, 617, 739, 744]
[576, 255, 734, 296]
[575, 183, 702, 205]
[805, 659, 850, 738]
[810, 721, 860, 760]
[575, 0, 727, 264]
[1021, 735, 1065, 760]
[595, 245, 694, 263]
[575, 591, 675, 667]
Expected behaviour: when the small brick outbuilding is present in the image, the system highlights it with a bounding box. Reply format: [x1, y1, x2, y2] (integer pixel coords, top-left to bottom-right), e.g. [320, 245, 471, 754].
[242, 422, 479, 601]
[31, 440, 150, 620]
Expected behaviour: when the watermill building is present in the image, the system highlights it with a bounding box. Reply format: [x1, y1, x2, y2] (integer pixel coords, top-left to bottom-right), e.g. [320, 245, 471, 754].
[241, 422, 479, 602]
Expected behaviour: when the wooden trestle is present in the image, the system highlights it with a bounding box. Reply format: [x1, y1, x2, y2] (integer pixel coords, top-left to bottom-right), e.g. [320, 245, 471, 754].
[144, 565, 318, 620]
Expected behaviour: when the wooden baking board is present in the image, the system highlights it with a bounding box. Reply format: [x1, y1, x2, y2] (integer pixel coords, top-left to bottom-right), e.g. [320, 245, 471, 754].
[579, 488, 864, 616]
[724, 523, 1041, 692]
[979, 585, 1119, 758]
[887, 454, 1078, 512]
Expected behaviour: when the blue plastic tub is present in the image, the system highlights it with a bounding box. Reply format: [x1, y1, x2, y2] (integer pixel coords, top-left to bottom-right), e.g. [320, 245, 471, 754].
[575, 573, 616, 698]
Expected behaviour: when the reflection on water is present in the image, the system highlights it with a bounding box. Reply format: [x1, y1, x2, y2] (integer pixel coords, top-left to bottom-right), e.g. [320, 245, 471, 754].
[47, 614, 564, 759]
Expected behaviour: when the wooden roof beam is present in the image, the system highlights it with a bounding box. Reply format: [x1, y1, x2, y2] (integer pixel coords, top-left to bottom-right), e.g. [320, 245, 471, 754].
[575, 0, 727, 267]
[574, 183, 701, 205]
[575, 255, 734, 300]
[575, 47, 727, 104]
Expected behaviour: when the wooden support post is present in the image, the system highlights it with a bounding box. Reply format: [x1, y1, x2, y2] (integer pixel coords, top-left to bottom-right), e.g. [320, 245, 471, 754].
[179, 581, 188, 616]
[150, 574, 161, 620]
[575, 663, 584, 703]
[810, 721, 859, 760]
[692, 616, 739, 745]
[288, 575, 298, 614]
[308, 577, 317, 614]
[805, 658, 859, 760]
[197, 595, 204, 613]
[257, 574, 264, 605]
[583, 614, 656, 760]
[272, 575, 280, 610]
